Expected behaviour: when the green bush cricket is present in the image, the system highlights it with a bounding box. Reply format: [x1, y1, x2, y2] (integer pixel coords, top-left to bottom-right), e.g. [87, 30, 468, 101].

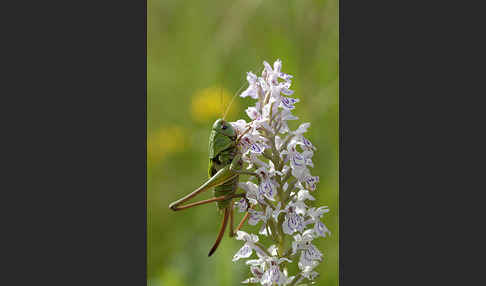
[168, 82, 260, 257]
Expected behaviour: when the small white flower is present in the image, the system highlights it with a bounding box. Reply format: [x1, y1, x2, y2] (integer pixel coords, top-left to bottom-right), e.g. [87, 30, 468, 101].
[284, 138, 314, 169]
[260, 256, 292, 286]
[289, 136, 315, 167]
[260, 265, 283, 286]
[240, 71, 262, 99]
[314, 220, 331, 238]
[248, 206, 273, 236]
[303, 175, 319, 191]
[242, 265, 265, 284]
[233, 231, 266, 261]
[280, 96, 299, 110]
[299, 260, 320, 281]
[284, 144, 306, 170]
[282, 205, 305, 235]
[245, 106, 260, 120]
[301, 136, 316, 151]
[230, 119, 248, 134]
[235, 125, 269, 156]
[288, 200, 306, 216]
[233, 243, 253, 262]
[297, 189, 315, 202]
[291, 190, 315, 215]
[291, 229, 313, 255]
[256, 167, 278, 201]
[293, 122, 310, 135]
[246, 256, 265, 267]
[292, 167, 320, 191]
[263, 60, 278, 86]
[259, 179, 277, 201]
[269, 82, 294, 103]
[238, 181, 262, 205]
[263, 59, 293, 86]
[307, 206, 330, 220]
[305, 206, 331, 238]
[292, 230, 323, 268]
[277, 109, 299, 134]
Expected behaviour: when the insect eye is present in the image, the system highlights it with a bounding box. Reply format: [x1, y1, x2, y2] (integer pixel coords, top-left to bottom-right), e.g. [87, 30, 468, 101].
[222, 125, 227, 130]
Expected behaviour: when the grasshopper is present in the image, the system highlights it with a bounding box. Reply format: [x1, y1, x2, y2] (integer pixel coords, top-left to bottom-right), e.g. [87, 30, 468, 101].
[168, 86, 259, 257]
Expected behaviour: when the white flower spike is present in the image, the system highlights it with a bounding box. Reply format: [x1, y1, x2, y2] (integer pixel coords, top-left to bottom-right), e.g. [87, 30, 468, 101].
[231, 59, 330, 285]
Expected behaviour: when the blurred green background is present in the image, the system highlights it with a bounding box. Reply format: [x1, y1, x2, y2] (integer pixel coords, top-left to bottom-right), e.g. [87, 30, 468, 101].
[148, 0, 338, 285]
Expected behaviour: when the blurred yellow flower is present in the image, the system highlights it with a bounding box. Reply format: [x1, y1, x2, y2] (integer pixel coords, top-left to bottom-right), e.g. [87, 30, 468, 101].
[148, 125, 186, 163]
[191, 86, 239, 122]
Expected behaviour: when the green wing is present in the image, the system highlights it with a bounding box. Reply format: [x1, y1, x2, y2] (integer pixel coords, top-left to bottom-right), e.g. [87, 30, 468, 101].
[208, 130, 233, 159]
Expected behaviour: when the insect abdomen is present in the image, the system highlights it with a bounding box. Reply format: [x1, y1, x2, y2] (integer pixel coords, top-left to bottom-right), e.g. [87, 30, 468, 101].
[213, 176, 239, 210]
[211, 146, 238, 210]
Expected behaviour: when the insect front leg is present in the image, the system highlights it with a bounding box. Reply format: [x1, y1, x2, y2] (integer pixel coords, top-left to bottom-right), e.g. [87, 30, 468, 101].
[230, 205, 252, 237]
[235, 212, 250, 232]
[229, 153, 262, 184]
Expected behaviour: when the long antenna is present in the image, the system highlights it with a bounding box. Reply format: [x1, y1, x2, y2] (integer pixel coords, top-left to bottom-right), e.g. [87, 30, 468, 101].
[222, 64, 263, 120]
[220, 84, 224, 118]
[222, 83, 245, 120]
[220, 62, 227, 119]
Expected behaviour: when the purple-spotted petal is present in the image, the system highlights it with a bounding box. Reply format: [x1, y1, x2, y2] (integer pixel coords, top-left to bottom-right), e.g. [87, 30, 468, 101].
[280, 97, 299, 110]
[279, 72, 293, 82]
[301, 244, 322, 263]
[315, 220, 331, 238]
[250, 142, 264, 154]
[233, 244, 253, 261]
[283, 212, 304, 235]
[305, 175, 319, 191]
[259, 179, 276, 201]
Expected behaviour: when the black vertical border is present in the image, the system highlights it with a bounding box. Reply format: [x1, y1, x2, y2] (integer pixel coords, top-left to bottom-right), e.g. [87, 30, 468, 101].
[2, 0, 148, 284]
[338, 1, 479, 285]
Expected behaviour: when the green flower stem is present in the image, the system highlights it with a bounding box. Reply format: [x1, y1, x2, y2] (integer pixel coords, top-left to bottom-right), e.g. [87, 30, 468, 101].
[266, 130, 291, 260]
[268, 219, 279, 242]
